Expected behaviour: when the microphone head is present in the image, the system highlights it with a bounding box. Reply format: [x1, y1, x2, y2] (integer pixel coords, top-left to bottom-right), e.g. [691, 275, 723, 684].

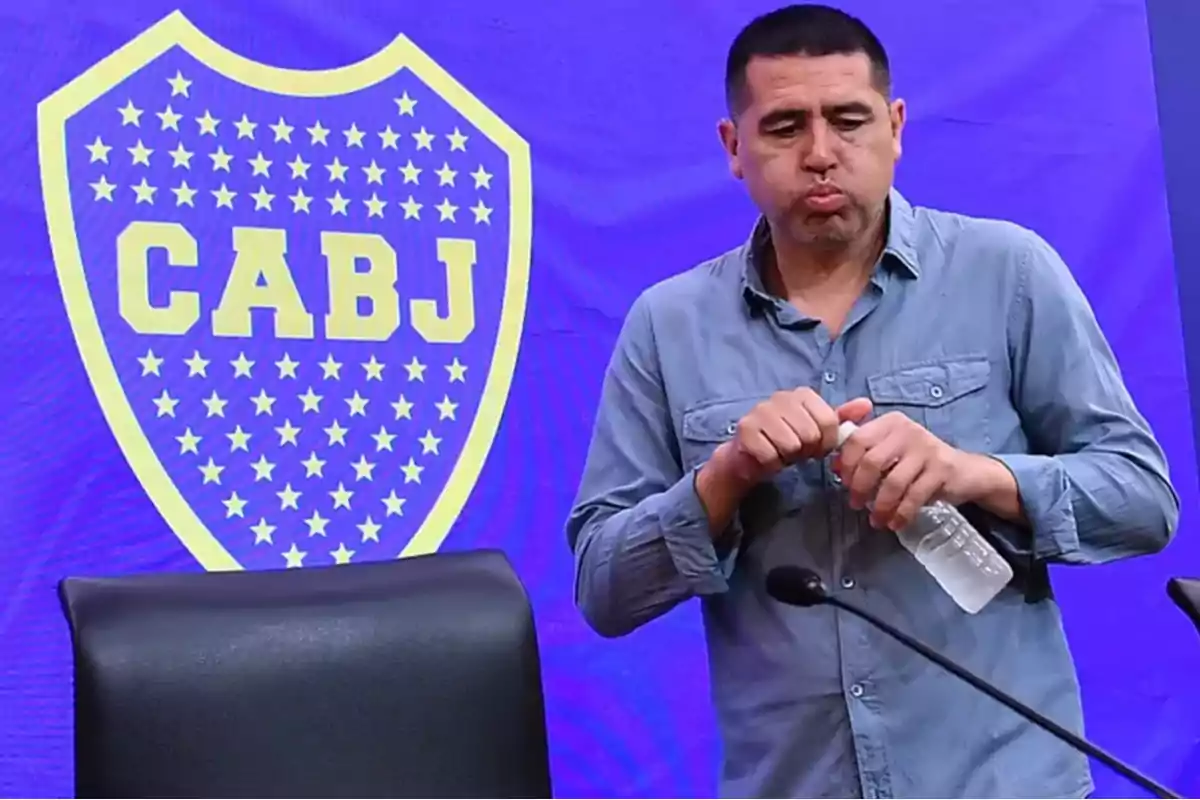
[765, 565, 829, 608]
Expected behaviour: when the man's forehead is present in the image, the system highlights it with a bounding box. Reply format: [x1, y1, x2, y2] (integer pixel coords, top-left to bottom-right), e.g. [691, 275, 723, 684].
[746, 52, 875, 85]
[748, 53, 874, 92]
[742, 54, 880, 112]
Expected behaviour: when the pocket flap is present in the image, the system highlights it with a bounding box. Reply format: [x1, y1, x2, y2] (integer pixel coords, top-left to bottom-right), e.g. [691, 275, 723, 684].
[681, 396, 765, 443]
[867, 357, 990, 408]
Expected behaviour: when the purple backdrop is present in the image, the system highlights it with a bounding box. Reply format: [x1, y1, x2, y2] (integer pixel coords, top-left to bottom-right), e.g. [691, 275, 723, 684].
[1, 0, 1197, 797]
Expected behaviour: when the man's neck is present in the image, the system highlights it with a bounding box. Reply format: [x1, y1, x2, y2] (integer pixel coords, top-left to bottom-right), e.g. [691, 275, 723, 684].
[763, 210, 887, 332]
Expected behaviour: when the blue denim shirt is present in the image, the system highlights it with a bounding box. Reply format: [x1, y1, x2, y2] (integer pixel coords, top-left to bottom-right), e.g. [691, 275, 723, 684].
[565, 189, 1179, 798]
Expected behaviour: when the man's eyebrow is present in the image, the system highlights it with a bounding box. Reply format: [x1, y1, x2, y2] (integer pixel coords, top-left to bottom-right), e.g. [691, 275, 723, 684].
[824, 101, 874, 116]
[758, 102, 874, 127]
[758, 108, 806, 128]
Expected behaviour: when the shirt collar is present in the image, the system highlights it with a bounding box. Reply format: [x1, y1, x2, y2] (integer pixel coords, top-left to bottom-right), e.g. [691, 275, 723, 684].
[740, 187, 921, 308]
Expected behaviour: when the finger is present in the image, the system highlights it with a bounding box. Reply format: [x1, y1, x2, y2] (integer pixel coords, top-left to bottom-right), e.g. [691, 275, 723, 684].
[756, 412, 805, 465]
[780, 405, 823, 459]
[836, 397, 873, 424]
[869, 455, 924, 528]
[836, 411, 893, 471]
[797, 392, 841, 456]
[844, 429, 907, 510]
[837, 412, 895, 479]
[888, 470, 947, 532]
[741, 427, 785, 474]
[776, 393, 828, 458]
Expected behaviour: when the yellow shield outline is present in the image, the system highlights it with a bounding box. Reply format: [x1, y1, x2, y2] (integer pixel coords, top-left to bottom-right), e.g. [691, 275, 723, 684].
[35, 10, 532, 571]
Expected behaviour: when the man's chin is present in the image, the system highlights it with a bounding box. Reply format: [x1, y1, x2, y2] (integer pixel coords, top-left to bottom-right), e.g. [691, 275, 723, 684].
[791, 217, 855, 247]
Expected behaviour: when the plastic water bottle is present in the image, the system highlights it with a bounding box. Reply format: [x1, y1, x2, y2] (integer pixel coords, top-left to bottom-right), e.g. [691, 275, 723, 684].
[836, 421, 1014, 614]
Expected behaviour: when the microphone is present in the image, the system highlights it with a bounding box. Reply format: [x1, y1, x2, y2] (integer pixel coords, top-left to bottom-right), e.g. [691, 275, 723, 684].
[765, 565, 1180, 800]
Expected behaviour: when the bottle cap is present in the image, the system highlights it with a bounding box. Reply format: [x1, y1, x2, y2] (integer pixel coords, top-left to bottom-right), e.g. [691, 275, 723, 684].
[836, 421, 858, 448]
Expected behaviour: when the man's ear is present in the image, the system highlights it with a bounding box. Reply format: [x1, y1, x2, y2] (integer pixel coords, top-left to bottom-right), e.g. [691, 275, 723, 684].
[717, 118, 743, 180]
[889, 98, 906, 161]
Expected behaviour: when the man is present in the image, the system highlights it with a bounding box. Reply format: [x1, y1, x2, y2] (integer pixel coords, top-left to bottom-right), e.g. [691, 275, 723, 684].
[565, 3, 1180, 798]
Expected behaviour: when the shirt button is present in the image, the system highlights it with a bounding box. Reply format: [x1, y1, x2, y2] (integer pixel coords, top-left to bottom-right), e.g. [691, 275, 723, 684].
[726, 422, 736, 435]
[841, 576, 855, 589]
[850, 683, 864, 698]
[822, 370, 837, 383]
[929, 385, 944, 399]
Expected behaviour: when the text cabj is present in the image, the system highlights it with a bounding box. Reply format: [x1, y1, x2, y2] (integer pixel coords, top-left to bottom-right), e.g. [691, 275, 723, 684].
[116, 221, 476, 343]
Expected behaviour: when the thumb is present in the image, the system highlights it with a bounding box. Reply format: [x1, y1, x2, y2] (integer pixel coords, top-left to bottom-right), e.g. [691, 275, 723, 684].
[836, 397, 873, 424]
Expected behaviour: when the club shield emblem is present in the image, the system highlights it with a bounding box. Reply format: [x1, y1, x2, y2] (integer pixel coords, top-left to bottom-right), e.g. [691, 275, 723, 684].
[37, 12, 531, 571]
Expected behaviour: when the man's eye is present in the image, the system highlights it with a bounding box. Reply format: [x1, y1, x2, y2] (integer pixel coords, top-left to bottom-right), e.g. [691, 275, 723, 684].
[833, 118, 867, 131]
[768, 124, 799, 136]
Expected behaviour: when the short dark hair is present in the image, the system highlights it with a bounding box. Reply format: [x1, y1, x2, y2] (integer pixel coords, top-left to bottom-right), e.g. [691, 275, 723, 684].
[725, 4, 891, 116]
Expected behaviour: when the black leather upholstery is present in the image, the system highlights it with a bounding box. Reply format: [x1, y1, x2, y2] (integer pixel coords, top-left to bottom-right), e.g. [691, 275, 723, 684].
[1168, 577, 1200, 636]
[58, 549, 552, 799]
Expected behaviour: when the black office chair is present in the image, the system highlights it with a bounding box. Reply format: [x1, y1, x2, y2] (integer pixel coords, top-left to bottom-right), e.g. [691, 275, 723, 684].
[1168, 577, 1200, 636]
[58, 548, 552, 799]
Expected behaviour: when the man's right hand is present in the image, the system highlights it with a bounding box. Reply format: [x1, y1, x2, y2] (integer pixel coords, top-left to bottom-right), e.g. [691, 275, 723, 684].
[695, 389, 873, 535]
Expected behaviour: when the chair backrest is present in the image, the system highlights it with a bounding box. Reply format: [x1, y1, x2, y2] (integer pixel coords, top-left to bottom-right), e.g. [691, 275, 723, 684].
[1168, 577, 1200, 636]
[58, 548, 552, 799]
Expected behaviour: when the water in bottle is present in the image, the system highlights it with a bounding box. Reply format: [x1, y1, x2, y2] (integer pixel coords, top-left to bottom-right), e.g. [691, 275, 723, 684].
[836, 421, 1013, 614]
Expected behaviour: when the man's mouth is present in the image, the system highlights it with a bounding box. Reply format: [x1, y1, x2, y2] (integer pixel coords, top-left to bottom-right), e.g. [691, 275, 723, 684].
[801, 187, 847, 213]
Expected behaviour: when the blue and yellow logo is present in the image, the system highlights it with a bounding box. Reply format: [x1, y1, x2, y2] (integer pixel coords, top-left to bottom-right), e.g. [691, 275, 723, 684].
[36, 12, 532, 571]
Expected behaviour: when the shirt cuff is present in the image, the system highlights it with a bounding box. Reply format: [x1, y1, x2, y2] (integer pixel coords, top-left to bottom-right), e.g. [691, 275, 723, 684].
[991, 453, 1080, 560]
[654, 465, 743, 595]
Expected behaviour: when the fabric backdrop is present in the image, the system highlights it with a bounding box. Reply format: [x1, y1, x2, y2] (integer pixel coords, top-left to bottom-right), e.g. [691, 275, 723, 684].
[1, 0, 1197, 797]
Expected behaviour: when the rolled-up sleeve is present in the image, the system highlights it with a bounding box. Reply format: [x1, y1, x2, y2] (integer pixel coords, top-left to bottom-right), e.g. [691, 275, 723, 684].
[565, 293, 741, 638]
[991, 229, 1179, 564]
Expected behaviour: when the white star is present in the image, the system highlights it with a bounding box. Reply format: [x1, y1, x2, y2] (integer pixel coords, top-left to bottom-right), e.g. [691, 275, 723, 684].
[446, 127, 468, 151]
[412, 126, 434, 150]
[395, 91, 417, 115]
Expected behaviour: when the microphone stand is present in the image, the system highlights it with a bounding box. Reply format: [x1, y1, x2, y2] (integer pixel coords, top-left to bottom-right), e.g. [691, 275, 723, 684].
[823, 593, 1180, 799]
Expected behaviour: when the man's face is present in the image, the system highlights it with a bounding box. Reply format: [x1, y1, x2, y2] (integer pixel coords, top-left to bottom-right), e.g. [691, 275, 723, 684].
[719, 52, 905, 249]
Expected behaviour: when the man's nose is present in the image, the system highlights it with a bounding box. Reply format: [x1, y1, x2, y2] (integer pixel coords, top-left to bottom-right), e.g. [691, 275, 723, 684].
[802, 120, 837, 173]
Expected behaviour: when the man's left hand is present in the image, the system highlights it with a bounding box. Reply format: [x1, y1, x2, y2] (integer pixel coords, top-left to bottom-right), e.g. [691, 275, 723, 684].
[834, 411, 981, 532]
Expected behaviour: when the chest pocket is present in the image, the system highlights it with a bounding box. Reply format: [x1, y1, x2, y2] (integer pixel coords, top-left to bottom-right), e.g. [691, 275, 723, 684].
[679, 396, 760, 470]
[679, 396, 820, 522]
[866, 356, 992, 450]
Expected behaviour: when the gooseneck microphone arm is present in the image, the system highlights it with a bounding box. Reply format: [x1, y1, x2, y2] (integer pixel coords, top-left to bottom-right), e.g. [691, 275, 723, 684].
[764, 566, 1179, 800]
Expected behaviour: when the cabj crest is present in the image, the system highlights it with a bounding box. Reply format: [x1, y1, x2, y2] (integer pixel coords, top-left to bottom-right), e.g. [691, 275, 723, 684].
[36, 12, 531, 571]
